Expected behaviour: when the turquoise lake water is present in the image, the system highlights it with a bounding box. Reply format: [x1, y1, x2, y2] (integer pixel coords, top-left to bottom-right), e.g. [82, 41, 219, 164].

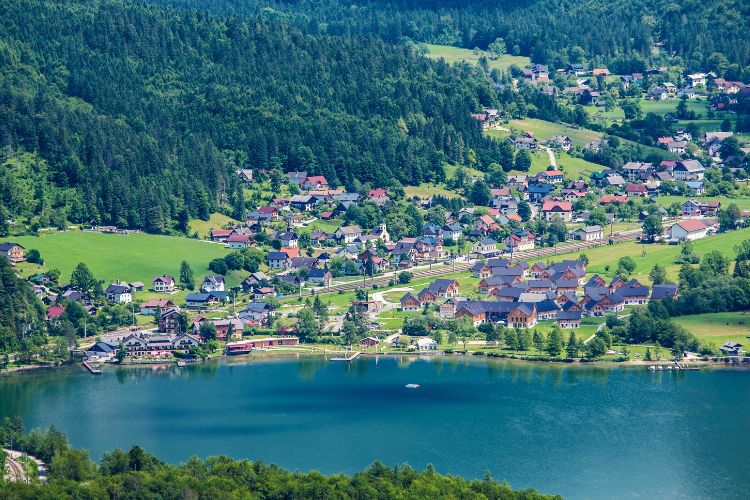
[0, 356, 748, 499]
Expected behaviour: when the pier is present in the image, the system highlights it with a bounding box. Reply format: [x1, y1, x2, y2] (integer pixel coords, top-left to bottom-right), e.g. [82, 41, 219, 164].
[330, 352, 361, 362]
[82, 360, 102, 375]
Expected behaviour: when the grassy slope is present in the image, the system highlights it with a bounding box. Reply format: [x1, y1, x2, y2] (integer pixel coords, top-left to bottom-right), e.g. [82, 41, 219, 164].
[503, 118, 674, 161]
[655, 195, 750, 211]
[15, 230, 230, 284]
[672, 312, 750, 347]
[189, 213, 240, 239]
[424, 44, 530, 73]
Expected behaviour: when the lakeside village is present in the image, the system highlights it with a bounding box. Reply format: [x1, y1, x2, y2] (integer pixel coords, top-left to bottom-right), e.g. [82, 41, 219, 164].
[4, 75, 750, 367]
[6, 169, 750, 369]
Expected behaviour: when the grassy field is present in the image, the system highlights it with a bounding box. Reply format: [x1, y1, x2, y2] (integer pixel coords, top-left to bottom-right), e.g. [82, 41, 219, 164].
[672, 312, 750, 347]
[423, 44, 531, 73]
[445, 164, 485, 179]
[556, 153, 606, 179]
[405, 183, 462, 199]
[552, 227, 750, 284]
[15, 230, 231, 285]
[507, 118, 601, 148]
[655, 195, 750, 211]
[500, 118, 674, 161]
[189, 213, 239, 239]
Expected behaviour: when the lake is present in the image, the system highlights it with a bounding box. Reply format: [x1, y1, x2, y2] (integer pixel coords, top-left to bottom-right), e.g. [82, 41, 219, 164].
[1, 356, 748, 499]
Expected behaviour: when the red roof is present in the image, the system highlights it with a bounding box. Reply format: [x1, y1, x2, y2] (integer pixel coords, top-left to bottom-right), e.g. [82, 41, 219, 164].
[543, 170, 563, 177]
[368, 189, 388, 198]
[626, 183, 648, 193]
[304, 176, 328, 185]
[676, 220, 708, 232]
[507, 214, 522, 222]
[280, 247, 299, 258]
[657, 137, 673, 145]
[258, 206, 278, 214]
[226, 234, 253, 243]
[211, 229, 233, 237]
[542, 202, 572, 212]
[46, 306, 65, 319]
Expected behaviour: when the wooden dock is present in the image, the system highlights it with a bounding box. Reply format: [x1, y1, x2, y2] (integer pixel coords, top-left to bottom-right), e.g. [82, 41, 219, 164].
[82, 360, 102, 375]
[330, 352, 361, 362]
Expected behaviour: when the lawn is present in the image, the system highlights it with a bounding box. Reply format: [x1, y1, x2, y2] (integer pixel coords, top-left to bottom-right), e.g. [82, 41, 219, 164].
[556, 153, 606, 179]
[189, 213, 239, 239]
[501, 118, 674, 161]
[423, 44, 531, 73]
[672, 312, 750, 348]
[507, 118, 601, 148]
[15, 230, 231, 284]
[655, 196, 750, 212]
[639, 97, 706, 117]
[445, 163, 484, 179]
[405, 183, 462, 199]
[550, 227, 750, 283]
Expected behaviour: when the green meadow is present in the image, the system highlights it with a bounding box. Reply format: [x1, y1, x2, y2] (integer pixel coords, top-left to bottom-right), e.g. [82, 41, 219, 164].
[423, 44, 531, 73]
[14, 230, 231, 285]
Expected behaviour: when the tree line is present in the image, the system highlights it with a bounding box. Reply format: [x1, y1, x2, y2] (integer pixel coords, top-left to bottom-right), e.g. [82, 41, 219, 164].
[0, 418, 558, 499]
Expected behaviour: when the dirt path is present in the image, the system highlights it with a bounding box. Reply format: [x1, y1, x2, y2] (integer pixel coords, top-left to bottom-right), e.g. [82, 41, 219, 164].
[544, 147, 557, 167]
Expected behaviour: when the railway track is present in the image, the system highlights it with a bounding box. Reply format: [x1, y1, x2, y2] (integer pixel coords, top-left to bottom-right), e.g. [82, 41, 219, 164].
[302, 229, 642, 298]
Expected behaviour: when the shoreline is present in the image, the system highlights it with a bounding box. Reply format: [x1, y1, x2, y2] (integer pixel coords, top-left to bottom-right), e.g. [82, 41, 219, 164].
[3, 348, 748, 377]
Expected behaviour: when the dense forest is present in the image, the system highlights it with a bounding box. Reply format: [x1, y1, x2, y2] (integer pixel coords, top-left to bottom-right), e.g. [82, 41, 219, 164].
[0, 420, 558, 499]
[0, 259, 46, 354]
[0, 0, 504, 232]
[152, 0, 750, 75]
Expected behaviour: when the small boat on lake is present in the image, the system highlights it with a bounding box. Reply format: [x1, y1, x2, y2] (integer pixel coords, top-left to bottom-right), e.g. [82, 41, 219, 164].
[405, 384, 420, 389]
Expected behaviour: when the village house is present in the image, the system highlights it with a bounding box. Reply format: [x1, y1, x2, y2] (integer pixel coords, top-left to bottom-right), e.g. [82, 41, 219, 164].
[417, 338, 438, 351]
[439, 297, 462, 318]
[140, 299, 175, 315]
[0, 242, 25, 264]
[400, 292, 421, 311]
[308, 268, 333, 286]
[473, 238, 499, 256]
[651, 284, 679, 301]
[210, 229, 233, 242]
[668, 219, 708, 242]
[556, 310, 582, 329]
[104, 282, 132, 304]
[301, 175, 329, 190]
[226, 233, 253, 249]
[542, 201, 573, 222]
[201, 275, 225, 293]
[279, 230, 298, 248]
[618, 285, 650, 305]
[335, 225, 363, 244]
[719, 342, 744, 356]
[672, 160, 705, 181]
[240, 302, 276, 324]
[152, 275, 176, 293]
[158, 308, 182, 333]
[360, 336, 380, 348]
[539, 169, 564, 183]
[504, 231, 535, 252]
[185, 292, 223, 310]
[289, 195, 316, 211]
[574, 225, 603, 242]
[548, 136, 573, 152]
[512, 136, 538, 150]
[268, 251, 290, 269]
[193, 318, 244, 342]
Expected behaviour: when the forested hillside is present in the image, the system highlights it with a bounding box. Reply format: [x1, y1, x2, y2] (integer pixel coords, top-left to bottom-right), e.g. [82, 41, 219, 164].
[152, 0, 750, 76]
[0, 259, 45, 353]
[0, 0, 503, 232]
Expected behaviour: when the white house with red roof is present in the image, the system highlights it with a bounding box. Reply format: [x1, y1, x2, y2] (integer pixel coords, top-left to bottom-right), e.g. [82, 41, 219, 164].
[301, 176, 329, 190]
[668, 219, 708, 242]
[541, 201, 573, 222]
